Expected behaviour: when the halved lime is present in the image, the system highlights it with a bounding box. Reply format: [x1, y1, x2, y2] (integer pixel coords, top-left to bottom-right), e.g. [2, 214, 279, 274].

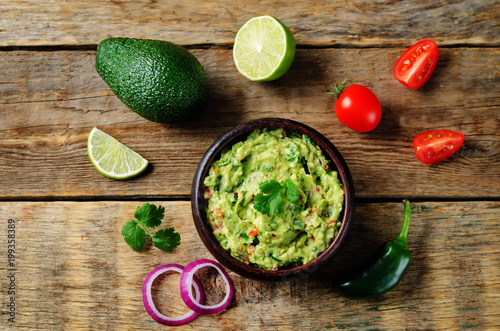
[233, 15, 296, 81]
[87, 127, 149, 180]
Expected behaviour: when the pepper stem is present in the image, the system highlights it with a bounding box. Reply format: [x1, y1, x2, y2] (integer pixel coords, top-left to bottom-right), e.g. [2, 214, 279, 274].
[396, 199, 411, 244]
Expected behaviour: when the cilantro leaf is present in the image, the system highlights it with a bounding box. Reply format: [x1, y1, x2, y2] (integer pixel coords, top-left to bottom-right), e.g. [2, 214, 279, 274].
[254, 180, 284, 216]
[254, 190, 283, 216]
[134, 203, 165, 228]
[284, 179, 300, 204]
[254, 179, 301, 216]
[152, 228, 181, 252]
[121, 220, 146, 251]
[122, 203, 181, 253]
[259, 179, 283, 195]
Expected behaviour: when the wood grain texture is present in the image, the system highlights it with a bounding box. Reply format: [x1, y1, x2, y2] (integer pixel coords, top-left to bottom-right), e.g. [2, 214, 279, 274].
[0, 201, 498, 330]
[1, 0, 499, 47]
[1, 48, 499, 199]
[1, 2, 497, 330]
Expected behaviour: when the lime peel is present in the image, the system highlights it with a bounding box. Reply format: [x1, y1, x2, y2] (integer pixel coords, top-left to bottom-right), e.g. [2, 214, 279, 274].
[87, 127, 149, 180]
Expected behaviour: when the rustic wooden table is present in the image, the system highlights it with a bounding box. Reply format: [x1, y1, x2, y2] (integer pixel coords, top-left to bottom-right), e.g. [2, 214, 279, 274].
[1, 1, 499, 330]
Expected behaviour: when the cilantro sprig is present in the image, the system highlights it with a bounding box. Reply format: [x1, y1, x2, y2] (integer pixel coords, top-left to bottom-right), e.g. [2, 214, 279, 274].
[121, 203, 181, 252]
[254, 179, 300, 216]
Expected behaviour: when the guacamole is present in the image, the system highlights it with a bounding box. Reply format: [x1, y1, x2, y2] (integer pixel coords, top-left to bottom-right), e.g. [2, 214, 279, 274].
[204, 128, 344, 270]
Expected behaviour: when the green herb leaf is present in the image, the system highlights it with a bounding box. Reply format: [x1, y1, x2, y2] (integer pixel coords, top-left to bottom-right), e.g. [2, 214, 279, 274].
[270, 254, 282, 262]
[304, 136, 318, 147]
[121, 220, 146, 251]
[254, 191, 283, 216]
[284, 179, 300, 204]
[134, 203, 165, 228]
[259, 179, 282, 195]
[293, 218, 305, 229]
[268, 219, 278, 230]
[254, 180, 284, 216]
[122, 203, 180, 252]
[152, 228, 181, 252]
[254, 179, 301, 216]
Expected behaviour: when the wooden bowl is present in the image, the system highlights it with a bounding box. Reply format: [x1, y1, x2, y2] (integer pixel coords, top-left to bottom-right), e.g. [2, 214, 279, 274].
[191, 118, 355, 281]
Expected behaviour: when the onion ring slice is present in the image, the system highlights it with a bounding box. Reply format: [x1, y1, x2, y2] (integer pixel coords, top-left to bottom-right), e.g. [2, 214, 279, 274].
[142, 264, 205, 326]
[180, 259, 233, 314]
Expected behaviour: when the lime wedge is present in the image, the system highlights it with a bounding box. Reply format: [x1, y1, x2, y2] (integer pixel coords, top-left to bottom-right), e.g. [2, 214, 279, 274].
[233, 15, 296, 81]
[87, 127, 148, 180]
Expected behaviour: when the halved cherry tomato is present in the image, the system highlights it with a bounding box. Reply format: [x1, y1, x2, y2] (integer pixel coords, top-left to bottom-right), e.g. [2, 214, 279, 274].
[394, 39, 439, 89]
[413, 130, 464, 165]
[327, 80, 382, 132]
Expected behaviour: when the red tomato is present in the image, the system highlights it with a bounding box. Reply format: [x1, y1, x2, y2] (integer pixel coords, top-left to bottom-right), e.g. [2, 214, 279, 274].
[335, 84, 382, 132]
[394, 39, 439, 89]
[248, 226, 258, 237]
[413, 130, 464, 165]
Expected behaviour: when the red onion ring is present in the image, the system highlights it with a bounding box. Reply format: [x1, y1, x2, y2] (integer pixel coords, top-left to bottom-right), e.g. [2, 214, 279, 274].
[142, 264, 205, 326]
[179, 259, 233, 314]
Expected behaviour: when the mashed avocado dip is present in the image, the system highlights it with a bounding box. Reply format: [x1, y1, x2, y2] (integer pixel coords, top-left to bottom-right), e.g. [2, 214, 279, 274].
[204, 128, 344, 270]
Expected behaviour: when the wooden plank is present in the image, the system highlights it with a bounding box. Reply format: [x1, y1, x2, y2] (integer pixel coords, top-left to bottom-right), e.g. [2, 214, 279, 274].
[1, 48, 498, 199]
[1, 1, 499, 47]
[0, 201, 498, 329]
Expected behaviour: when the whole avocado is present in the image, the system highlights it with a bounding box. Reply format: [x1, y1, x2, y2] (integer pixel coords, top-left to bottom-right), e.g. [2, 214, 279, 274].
[95, 37, 209, 124]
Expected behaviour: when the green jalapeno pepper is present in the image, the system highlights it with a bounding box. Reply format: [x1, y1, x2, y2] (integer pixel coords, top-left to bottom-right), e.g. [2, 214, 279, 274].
[334, 199, 412, 299]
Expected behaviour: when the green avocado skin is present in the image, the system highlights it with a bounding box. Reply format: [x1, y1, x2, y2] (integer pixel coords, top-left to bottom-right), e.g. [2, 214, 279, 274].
[95, 37, 210, 124]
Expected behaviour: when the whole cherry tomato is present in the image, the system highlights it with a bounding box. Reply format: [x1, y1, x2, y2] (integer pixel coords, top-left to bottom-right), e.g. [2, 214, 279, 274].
[327, 80, 382, 132]
[413, 130, 464, 164]
[394, 39, 439, 89]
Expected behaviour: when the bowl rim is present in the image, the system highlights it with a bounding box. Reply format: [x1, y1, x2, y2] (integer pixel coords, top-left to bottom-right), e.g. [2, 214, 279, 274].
[191, 118, 355, 281]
